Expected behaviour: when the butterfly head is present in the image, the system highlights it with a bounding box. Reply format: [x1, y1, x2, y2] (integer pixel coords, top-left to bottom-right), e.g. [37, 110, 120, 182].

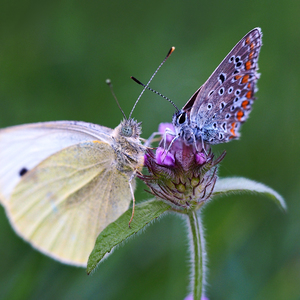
[113, 118, 142, 141]
[173, 110, 187, 127]
[172, 110, 195, 145]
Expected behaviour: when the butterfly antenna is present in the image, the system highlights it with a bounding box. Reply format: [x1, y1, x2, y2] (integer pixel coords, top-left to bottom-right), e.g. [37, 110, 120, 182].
[129, 47, 175, 119]
[106, 79, 127, 120]
[131, 76, 179, 111]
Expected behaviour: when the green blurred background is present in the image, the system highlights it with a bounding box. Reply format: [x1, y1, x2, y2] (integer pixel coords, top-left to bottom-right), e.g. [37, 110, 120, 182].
[0, 0, 299, 299]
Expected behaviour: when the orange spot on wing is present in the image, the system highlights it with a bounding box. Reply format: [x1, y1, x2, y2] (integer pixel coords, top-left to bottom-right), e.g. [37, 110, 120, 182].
[242, 100, 249, 109]
[249, 51, 254, 59]
[230, 122, 236, 136]
[250, 43, 255, 50]
[234, 75, 242, 80]
[246, 91, 252, 99]
[245, 61, 251, 70]
[247, 83, 251, 89]
[245, 37, 250, 44]
[237, 110, 244, 121]
[242, 75, 249, 84]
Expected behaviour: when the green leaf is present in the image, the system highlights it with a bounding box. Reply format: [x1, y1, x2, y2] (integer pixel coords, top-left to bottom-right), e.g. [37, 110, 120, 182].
[87, 199, 170, 274]
[213, 177, 286, 211]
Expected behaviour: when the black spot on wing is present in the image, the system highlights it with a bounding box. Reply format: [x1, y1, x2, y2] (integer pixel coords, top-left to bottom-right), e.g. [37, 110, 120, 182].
[219, 73, 226, 84]
[19, 167, 28, 176]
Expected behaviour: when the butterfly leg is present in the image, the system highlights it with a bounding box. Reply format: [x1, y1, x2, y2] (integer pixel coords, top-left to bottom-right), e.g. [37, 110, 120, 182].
[143, 131, 162, 147]
[162, 135, 179, 162]
[200, 138, 209, 156]
[192, 133, 200, 153]
[162, 128, 176, 149]
[143, 127, 175, 148]
[128, 172, 136, 228]
[156, 128, 177, 162]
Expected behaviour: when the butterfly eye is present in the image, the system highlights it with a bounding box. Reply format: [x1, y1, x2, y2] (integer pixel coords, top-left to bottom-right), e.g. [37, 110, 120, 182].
[178, 113, 186, 124]
[121, 125, 132, 137]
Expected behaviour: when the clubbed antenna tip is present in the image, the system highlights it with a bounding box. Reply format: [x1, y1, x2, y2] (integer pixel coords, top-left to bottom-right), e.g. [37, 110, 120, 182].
[106, 79, 127, 120]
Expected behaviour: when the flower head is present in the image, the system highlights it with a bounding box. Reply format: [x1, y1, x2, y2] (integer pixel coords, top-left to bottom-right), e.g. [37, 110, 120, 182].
[140, 123, 226, 212]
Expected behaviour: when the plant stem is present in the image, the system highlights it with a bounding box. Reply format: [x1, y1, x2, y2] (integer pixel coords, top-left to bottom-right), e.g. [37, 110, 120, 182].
[188, 210, 204, 300]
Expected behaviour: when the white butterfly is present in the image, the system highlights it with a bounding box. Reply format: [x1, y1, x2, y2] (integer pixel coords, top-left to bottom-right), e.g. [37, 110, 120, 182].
[0, 118, 146, 267]
[0, 48, 175, 267]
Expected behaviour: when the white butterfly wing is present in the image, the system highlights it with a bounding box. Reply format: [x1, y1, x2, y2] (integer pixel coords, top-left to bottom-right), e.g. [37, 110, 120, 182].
[0, 121, 113, 204]
[6, 141, 132, 266]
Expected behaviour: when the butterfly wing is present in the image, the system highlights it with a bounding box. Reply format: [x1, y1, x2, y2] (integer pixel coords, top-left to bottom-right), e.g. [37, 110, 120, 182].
[0, 121, 113, 204]
[188, 28, 262, 143]
[6, 141, 132, 266]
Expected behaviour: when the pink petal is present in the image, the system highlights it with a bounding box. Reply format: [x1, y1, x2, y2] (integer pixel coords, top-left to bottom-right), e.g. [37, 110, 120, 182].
[195, 152, 206, 165]
[156, 147, 175, 166]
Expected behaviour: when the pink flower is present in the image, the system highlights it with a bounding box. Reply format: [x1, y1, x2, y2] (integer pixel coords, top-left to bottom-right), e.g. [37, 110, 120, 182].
[140, 123, 225, 211]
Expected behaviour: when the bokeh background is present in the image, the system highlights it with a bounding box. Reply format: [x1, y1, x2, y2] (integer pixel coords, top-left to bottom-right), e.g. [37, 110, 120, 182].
[0, 1, 299, 299]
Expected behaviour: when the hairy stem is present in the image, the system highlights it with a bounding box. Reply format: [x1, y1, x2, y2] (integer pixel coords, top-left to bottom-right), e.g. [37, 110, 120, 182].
[188, 211, 204, 299]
